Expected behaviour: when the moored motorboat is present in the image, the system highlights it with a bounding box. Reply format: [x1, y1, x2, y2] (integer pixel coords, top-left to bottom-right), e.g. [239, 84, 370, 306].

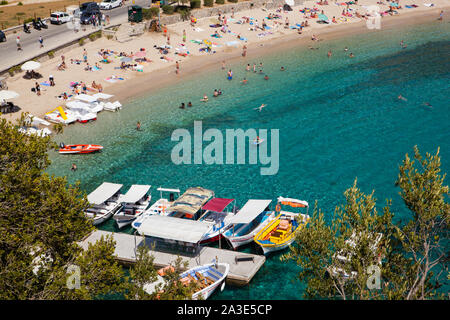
[198, 197, 237, 244]
[254, 197, 310, 255]
[84, 182, 123, 225]
[58, 143, 103, 154]
[131, 187, 180, 230]
[113, 184, 151, 229]
[223, 199, 275, 250]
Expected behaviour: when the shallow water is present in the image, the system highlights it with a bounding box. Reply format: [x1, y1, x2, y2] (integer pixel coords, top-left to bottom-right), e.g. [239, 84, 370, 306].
[47, 20, 450, 299]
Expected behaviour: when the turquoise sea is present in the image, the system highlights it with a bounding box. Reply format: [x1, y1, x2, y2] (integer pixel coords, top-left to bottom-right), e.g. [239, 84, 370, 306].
[47, 20, 450, 299]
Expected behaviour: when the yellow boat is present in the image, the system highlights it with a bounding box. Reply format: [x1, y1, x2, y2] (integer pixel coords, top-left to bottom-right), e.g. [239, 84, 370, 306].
[254, 197, 310, 255]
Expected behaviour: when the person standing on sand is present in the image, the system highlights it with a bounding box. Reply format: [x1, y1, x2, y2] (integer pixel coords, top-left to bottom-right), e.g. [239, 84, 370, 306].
[242, 44, 247, 57]
[438, 10, 444, 20]
[183, 29, 187, 43]
[176, 61, 180, 74]
[49, 75, 55, 86]
[83, 49, 88, 63]
[39, 36, 44, 48]
[35, 82, 41, 96]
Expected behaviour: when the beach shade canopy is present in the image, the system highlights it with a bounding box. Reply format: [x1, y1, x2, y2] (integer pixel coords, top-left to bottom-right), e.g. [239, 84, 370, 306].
[283, 3, 293, 11]
[318, 13, 329, 21]
[120, 57, 132, 62]
[285, 0, 294, 5]
[0, 90, 19, 100]
[21, 61, 41, 71]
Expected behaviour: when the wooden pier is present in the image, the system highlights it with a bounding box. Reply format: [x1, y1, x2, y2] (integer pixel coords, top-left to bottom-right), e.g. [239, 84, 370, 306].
[79, 230, 266, 286]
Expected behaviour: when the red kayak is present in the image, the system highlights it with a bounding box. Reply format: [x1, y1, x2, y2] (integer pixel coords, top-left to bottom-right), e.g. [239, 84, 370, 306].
[59, 144, 103, 154]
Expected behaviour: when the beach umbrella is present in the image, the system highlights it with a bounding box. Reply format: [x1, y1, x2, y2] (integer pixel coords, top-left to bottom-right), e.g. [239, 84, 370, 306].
[21, 61, 41, 71]
[318, 13, 329, 21]
[120, 57, 132, 62]
[285, 0, 294, 6]
[0, 90, 19, 100]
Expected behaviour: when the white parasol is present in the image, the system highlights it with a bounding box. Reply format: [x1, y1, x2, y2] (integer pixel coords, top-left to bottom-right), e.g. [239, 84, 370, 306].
[0, 90, 19, 100]
[285, 0, 295, 6]
[21, 61, 41, 71]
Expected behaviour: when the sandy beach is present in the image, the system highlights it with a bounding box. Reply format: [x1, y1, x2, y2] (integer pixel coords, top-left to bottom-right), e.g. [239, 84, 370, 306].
[2, 0, 448, 126]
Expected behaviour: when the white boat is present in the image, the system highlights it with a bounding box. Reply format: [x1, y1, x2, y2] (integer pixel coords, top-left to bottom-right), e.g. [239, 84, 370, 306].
[143, 263, 229, 300]
[103, 101, 122, 112]
[84, 182, 123, 225]
[131, 187, 180, 230]
[198, 198, 237, 244]
[113, 184, 151, 229]
[223, 199, 275, 250]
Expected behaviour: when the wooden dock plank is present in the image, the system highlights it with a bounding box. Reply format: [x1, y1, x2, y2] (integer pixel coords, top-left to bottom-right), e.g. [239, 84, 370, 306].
[79, 230, 265, 286]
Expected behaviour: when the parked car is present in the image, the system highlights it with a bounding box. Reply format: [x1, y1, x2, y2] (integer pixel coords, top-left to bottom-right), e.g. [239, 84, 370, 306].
[99, 0, 123, 10]
[79, 2, 101, 24]
[50, 12, 72, 24]
[0, 30, 6, 42]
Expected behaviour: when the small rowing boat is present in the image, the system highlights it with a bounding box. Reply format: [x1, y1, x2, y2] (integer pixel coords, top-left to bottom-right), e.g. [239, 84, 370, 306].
[254, 197, 310, 255]
[58, 143, 103, 154]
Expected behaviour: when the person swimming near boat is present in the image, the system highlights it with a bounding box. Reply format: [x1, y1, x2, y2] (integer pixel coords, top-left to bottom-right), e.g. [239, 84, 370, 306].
[201, 94, 208, 102]
[179, 102, 185, 109]
[398, 95, 407, 101]
[188, 101, 193, 107]
[136, 121, 141, 130]
[264, 75, 269, 80]
[254, 104, 266, 112]
[71, 163, 77, 171]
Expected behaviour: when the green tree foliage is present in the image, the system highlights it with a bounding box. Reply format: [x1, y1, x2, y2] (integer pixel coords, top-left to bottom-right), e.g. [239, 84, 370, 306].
[283, 146, 449, 300]
[0, 117, 124, 299]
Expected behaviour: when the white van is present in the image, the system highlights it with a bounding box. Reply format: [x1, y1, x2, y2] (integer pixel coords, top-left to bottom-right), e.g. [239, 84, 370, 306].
[50, 12, 72, 25]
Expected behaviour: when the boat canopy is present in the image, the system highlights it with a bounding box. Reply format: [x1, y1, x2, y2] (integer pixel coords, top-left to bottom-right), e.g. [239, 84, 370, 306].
[120, 184, 151, 203]
[202, 198, 235, 212]
[167, 187, 214, 215]
[157, 187, 180, 193]
[75, 93, 97, 103]
[229, 199, 272, 224]
[137, 215, 211, 243]
[87, 182, 123, 205]
[277, 197, 309, 208]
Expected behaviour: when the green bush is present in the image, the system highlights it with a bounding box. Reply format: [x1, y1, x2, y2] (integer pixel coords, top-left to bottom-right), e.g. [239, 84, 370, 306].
[227, 0, 238, 3]
[204, 0, 214, 7]
[78, 38, 85, 46]
[162, 4, 174, 14]
[17, 1, 23, 5]
[150, 7, 160, 17]
[47, 51, 55, 59]
[24, 17, 33, 23]
[0, 1, 8, 6]
[215, 0, 225, 4]
[190, 0, 201, 9]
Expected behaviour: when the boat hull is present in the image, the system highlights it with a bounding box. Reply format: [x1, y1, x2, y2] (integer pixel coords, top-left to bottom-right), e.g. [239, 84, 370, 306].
[180, 263, 230, 300]
[59, 144, 103, 154]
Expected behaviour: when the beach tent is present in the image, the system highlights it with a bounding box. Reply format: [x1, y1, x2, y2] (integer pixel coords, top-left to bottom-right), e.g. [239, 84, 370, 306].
[283, 4, 293, 11]
[21, 61, 41, 71]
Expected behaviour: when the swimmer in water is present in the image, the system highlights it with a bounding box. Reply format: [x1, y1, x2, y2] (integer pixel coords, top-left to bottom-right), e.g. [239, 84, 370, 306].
[246, 64, 250, 71]
[213, 89, 219, 97]
[218, 89, 222, 95]
[344, 46, 349, 51]
[280, 66, 285, 71]
[201, 94, 208, 102]
[328, 50, 332, 58]
[264, 75, 269, 80]
[423, 102, 432, 107]
[71, 163, 77, 171]
[254, 104, 266, 112]
[241, 78, 248, 84]
[398, 95, 407, 101]
[136, 121, 141, 130]
[349, 52, 354, 58]
[188, 101, 193, 107]
[179, 102, 185, 109]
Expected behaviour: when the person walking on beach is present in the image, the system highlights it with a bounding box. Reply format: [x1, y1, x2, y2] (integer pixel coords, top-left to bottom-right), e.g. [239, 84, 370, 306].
[35, 82, 41, 96]
[16, 36, 22, 51]
[438, 10, 444, 20]
[49, 75, 55, 86]
[39, 36, 44, 48]
[83, 49, 88, 63]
